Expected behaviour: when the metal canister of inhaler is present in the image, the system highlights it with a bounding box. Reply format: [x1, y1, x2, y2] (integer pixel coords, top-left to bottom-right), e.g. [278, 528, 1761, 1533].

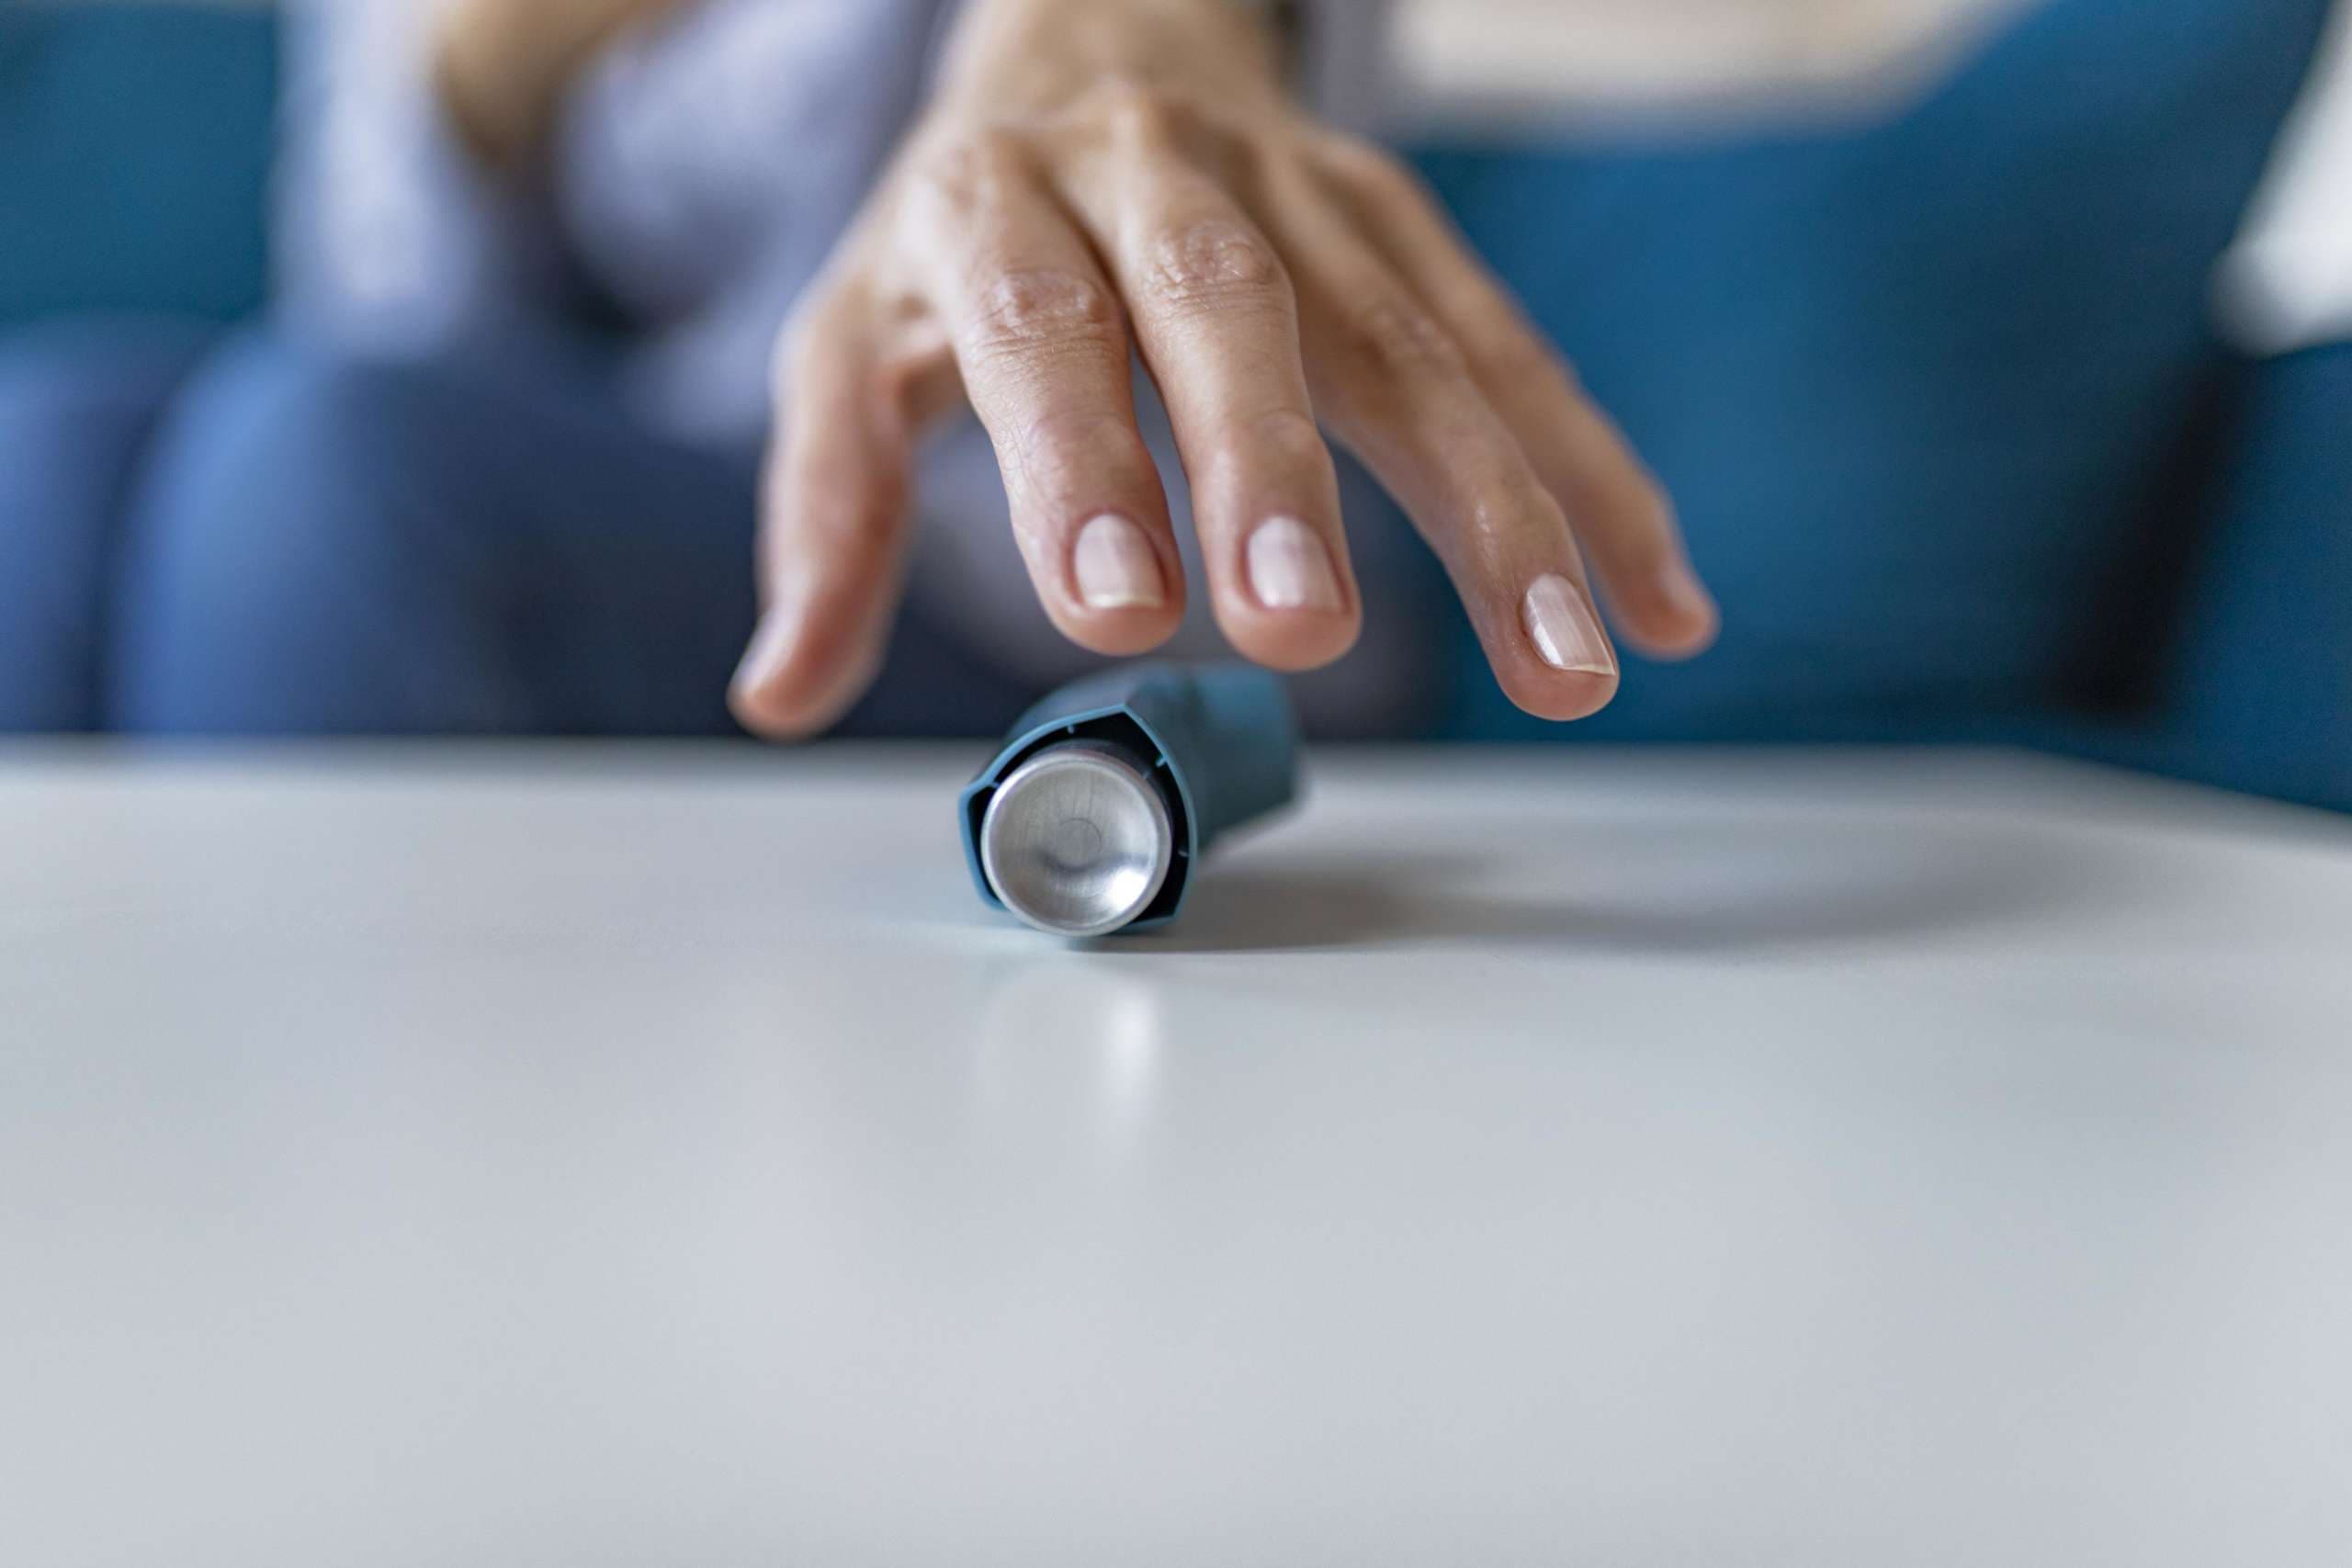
[959, 664, 1301, 937]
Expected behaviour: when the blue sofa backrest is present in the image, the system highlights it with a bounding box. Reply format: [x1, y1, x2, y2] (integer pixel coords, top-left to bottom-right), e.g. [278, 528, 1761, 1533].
[0, 5, 277, 324]
[1415, 0, 2332, 739]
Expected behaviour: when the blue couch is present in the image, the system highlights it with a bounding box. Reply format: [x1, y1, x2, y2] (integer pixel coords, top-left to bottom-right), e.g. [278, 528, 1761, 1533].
[0, 6, 274, 324]
[1, 0, 2343, 809]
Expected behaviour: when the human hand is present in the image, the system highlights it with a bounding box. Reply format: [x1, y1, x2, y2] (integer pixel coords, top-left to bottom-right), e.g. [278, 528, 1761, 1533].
[731, 0, 1718, 739]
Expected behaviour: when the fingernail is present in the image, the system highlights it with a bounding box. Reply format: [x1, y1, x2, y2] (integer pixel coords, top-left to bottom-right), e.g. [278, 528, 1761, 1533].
[731, 601, 803, 698]
[1246, 516, 1341, 612]
[1522, 574, 1617, 675]
[1072, 514, 1166, 610]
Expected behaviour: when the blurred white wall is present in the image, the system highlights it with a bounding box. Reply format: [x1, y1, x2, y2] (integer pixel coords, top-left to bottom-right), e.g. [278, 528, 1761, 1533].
[2221, 0, 2352, 352]
[1393, 0, 2038, 125]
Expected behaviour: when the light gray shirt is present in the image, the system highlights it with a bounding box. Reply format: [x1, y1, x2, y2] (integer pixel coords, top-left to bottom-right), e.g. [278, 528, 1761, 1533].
[277, 0, 1391, 446]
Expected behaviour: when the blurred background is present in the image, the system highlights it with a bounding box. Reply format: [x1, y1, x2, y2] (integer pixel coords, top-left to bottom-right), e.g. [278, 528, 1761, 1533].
[1, 0, 2345, 809]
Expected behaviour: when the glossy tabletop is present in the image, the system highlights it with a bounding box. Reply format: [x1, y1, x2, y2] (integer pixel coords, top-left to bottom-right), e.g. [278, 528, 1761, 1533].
[4, 744, 2349, 1565]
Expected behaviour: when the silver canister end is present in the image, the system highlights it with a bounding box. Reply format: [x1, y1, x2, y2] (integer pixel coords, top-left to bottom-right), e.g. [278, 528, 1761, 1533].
[978, 740, 1175, 938]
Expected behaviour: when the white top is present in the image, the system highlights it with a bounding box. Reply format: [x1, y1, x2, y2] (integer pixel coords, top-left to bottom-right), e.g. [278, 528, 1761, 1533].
[2222, 0, 2352, 353]
[4, 745, 2348, 1563]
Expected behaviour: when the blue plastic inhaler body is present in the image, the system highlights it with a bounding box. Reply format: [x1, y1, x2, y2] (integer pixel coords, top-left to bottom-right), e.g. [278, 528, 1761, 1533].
[959, 664, 1300, 935]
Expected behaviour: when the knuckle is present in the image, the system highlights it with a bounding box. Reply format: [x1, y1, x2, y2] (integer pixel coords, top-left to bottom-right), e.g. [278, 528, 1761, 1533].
[910, 129, 1030, 212]
[963, 266, 1123, 363]
[1089, 74, 1194, 146]
[1321, 133, 1424, 200]
[1463, 316, 1560, 392]
[1136, 220, 1291, 315]
[1336, 294, 1467, 378]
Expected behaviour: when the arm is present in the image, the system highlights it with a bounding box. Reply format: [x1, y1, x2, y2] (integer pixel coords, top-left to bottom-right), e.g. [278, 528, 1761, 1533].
[432, 0, 692, 173]
[729, 0, 1720, 739]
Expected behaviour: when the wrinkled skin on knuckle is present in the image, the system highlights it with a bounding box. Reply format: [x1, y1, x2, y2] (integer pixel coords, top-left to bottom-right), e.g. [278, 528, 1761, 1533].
[1137, 220, 1291, 317]
[906, 127, 1032, 217]
[961, 266, 1123, 367]
[1334, 294, 1467, 382]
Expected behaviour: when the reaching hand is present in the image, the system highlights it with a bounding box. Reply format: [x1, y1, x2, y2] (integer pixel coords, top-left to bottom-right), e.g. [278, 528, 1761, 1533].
[730, 0, 1718, 739]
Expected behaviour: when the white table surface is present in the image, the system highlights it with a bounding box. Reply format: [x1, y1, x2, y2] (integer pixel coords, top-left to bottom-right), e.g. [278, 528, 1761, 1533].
[4, 744, 2349, 1566]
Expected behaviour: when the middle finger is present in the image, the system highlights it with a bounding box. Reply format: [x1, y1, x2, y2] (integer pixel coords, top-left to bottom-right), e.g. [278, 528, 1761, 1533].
[1054, 99, 1361, 671]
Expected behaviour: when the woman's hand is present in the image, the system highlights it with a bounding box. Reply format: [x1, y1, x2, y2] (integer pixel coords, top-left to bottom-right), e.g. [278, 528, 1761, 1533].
[730, 0, 1718, 739]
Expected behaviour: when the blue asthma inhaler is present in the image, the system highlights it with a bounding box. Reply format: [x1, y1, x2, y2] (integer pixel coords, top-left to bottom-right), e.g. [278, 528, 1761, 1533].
[959, 664, 1301, 937]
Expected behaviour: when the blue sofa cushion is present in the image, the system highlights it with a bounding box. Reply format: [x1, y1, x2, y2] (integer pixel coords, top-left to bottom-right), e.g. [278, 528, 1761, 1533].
[2147, 343, 2352, 811]
[0, 5, 277, 323]
[1416, 0, 2333, 741]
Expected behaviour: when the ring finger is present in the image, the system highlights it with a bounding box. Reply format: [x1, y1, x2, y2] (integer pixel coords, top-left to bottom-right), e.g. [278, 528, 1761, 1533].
[1259, 172, 1621, 721]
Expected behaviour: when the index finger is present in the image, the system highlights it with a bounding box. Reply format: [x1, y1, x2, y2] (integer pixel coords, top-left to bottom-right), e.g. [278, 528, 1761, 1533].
[730, 296, 919, 739]
[910, 134, 1188, 654]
